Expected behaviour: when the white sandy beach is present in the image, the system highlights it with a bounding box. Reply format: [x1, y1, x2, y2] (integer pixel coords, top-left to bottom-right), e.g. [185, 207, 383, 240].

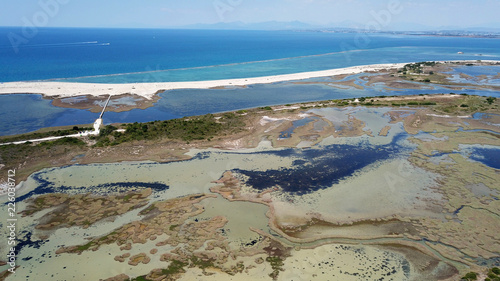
[1, 60, 497, 100]
[0, 63, 409, 100]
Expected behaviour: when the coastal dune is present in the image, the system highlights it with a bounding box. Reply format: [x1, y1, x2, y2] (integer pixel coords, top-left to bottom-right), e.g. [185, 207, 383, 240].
[0, 63, 408, 100]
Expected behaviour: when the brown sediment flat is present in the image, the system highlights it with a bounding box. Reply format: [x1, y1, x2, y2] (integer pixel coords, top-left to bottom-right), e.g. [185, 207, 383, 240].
[384, 93, 461, 102]
[49, 93, 161, 113]
[21, 189, 152, 230]
[375, 243, 460, 280]
[385, 110, 414, 124]
[392, 61, 500, 92]
[378, 125, 391, 136]
[280, 218, 420, 240]
[330, 73, 351, 80]
[331, 79, 365, 90]
[290, 62, 499, 93]
[210, 171, 274, 207]
[56, 193, 222, 255]
[293, 79, 365, 90]
[209, 85, 248, 90]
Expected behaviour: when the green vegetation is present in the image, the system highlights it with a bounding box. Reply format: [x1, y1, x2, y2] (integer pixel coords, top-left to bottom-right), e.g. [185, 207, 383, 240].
[439, 95, 492, 114]
[34, 197, 46, 206]
[0, 127, 92, 143]
[402, 62, 436, 74]
[169, 224, 179, 231]
[190, 256, 215, 269]
[139, 204, 156, 215]
[0, 137, 86, 177]
[462, 272, 477, 280]
[404, 101, 437, 106]
[76, 241, 95, 252]
[266, 256, 284, 280]
[161, 260, 188, 276]
[486, 267, 500, 281]
[122, 194, 133, 202]
[129, 276, 152, 281]
[94, 113, 245, 146]
[487, 97, 497, 105]
[462, 268, 500, 281]
[42, 137, 86, 147]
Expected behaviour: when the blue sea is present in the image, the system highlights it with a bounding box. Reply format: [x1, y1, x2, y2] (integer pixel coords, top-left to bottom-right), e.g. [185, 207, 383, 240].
[1, 27, 500, 136]
[2, 27, 500, 83]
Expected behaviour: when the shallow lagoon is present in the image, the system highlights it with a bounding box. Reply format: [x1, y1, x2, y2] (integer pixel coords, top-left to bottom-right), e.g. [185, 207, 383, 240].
[446, 65, 500, 86]
[2, 70, 500, 136]
[0, 107, 449, 279]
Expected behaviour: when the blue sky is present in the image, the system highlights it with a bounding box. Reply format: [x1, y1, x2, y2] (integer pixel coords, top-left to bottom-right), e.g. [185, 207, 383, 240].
[1, 0, 499, 29]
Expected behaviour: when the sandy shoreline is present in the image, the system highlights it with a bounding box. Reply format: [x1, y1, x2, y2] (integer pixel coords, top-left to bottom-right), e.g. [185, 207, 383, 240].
[2, 60, 498, 100]
[1, 60, 499, 100]
[0, 63, 409, 100]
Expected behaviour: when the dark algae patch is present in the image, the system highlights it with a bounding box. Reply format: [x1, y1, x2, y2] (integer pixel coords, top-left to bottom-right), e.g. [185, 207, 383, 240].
[234, 135, 407, 194]
[14, 167, 169, 203]
[469, 147, 500, 169]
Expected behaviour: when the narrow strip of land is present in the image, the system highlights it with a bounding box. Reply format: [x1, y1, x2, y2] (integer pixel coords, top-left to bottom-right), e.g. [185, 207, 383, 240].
[0, 63, 411, 99]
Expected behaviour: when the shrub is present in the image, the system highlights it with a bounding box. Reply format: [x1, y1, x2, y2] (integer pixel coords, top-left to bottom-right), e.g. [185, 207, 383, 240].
[95, 114, 245, 146]
[462, 272, 477, 280]
[486, 97, 496, 105]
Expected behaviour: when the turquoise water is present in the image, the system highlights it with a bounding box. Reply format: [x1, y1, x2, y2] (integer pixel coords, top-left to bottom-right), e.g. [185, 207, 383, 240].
[56, 46, 500, 83]
[1, 28, 500, 83]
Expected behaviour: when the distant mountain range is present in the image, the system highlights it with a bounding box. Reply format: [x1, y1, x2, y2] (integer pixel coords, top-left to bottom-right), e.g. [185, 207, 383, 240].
[179, 20, 314, 30]
[176, 20, 500, 33]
